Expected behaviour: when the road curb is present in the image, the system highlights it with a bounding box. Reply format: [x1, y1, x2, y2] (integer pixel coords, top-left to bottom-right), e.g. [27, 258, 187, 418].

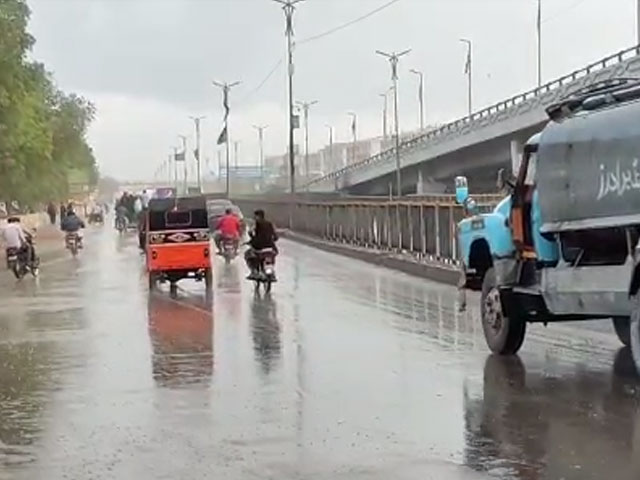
[281, 231, 459, 285]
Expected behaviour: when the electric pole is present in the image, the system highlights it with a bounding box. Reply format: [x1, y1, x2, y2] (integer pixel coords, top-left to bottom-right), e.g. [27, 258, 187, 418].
[212, 80, 240, 198]
[273, 0, 305, 194]
[189, 115, 205, 192]
[347, 112, 357, 165]
[296, 100, 318, 178]
[376, 48, 411, 197]
[409, 69, 425, 130]
[253, 124, 269, 187]
[460, 39, 472, 116]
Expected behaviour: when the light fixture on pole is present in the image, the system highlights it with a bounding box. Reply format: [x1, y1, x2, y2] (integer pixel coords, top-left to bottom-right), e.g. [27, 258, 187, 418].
[296, 100, 318, 178]
[460, 39, 472, 116]
[376, 48, 411, 197]
[213, 79, 241, 198]
[409, 68, 425, 130]
[273, 0, 306, 195]
[347, 111, 357, 165]
[189, 115, 205, 192]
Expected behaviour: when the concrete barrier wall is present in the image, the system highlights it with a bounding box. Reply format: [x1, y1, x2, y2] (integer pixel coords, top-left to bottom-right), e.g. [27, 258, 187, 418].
[234, 197, 498, 266]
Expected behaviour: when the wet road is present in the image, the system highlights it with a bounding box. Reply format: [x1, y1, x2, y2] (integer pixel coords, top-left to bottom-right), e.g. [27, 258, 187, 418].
[1, 226, 640, 479]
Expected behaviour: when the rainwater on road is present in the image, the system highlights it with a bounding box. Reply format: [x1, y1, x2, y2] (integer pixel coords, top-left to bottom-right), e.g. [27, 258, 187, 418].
[0, 226, 639, 479]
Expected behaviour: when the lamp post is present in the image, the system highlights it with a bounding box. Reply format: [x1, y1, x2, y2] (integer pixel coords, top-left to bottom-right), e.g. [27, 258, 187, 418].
[376, 48, 411, 197]
[409, 68, 424, 130]
[460, 39, 472, 116]
[189, 115, 205, 192]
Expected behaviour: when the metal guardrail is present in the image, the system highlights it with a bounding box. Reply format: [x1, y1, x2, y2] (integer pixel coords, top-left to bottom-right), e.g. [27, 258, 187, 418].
[234, 196, 501, 265]
[304, 44, 640, 189]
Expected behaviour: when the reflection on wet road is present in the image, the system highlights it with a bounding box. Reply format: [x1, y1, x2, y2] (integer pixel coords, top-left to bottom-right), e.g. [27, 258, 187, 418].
[0, 227, 639, 479]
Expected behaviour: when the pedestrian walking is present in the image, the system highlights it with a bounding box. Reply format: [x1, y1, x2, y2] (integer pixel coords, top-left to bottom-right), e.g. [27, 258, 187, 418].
[47, 202, 57, 225]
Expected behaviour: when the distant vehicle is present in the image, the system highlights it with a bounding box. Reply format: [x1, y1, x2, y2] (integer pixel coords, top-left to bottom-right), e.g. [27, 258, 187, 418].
[146, 196, 212, 293]
[206, 199, 244, 233]
[455, 78, 640, 365]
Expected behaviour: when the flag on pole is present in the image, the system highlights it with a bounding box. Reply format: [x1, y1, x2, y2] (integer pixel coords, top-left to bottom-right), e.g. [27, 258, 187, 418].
[174, 151, 185, 162]
[222, 88, 230, 122]
[351, 115, 357, 139]
[217, 125, 228, 145]
[464, 49, 471, 74]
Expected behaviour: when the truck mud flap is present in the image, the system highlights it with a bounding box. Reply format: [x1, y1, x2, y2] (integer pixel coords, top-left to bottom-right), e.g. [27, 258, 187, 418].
[499, 287, 551, 323]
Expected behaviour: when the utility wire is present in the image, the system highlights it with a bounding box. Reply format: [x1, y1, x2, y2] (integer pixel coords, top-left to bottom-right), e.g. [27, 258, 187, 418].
[298, 0, 402, 45]
[236, 0, 402, 105]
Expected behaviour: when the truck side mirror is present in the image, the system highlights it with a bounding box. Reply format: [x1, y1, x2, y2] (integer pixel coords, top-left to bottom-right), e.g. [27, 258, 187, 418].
[455, 176, 469, 204]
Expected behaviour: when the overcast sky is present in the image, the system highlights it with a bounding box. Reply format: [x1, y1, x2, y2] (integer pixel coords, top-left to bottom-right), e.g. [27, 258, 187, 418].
[27, 0, 637, 180]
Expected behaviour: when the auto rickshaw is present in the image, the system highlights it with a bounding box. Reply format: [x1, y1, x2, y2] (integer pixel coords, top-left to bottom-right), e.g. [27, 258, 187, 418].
[146, 196, 212, 292]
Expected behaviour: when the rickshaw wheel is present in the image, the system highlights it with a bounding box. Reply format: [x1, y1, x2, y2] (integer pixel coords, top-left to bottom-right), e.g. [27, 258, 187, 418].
[204, 268, 213, 289]
[169, 283, 178, 295]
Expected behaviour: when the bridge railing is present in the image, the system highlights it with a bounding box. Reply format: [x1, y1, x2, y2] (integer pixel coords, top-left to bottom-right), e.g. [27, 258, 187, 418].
[304, 43, 640, 189]
[234, 195, 501, 265]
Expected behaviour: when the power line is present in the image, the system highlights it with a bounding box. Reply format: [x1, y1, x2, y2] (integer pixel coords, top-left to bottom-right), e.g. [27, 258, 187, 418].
[540, 0, 589, 25]
[298, 0, 402, 45]
[238, 57, 283, 105]
[236, 0, 402, 106]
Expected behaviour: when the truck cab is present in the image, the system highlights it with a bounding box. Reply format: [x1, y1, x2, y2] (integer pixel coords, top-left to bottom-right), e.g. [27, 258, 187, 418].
[457, 78, 640, 364]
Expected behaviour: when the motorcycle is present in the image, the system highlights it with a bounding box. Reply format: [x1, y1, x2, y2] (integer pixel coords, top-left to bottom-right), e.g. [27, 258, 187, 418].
[220, 237, 238, 264]
[6, 231, 39, 279]
[115, 215, 127, 234]
[88, 211, 104, 225]
[65, 232, 81, 257]
[253, 248, 277, 293]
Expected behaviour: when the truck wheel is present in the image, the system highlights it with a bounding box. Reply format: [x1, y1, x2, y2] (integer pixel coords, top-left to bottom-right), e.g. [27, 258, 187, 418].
[613, 317, 631, 347]
[481, 267, 526, 355]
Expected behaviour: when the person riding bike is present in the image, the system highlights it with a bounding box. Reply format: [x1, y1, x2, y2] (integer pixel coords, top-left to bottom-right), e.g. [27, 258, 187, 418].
[244, 209, 278, 280]
[61, 208, 86, 248]
[1, 217, 29, 268]
[214, 208, 241, 253]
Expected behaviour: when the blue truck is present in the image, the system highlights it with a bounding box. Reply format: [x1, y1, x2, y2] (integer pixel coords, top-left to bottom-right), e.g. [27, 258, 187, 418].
[457, 79, 640, 366]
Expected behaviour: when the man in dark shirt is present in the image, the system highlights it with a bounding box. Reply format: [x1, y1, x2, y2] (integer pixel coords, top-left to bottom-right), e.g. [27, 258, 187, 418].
[245, 209, 278, 279]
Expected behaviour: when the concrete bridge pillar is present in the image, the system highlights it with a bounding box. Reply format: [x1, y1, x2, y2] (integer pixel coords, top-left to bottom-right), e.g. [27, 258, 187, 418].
[510, 139, 523, 176]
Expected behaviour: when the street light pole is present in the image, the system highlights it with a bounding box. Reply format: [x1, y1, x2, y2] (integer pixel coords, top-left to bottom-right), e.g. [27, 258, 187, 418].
[178, 135, 188, 194]
[325, 124, 333, 173]
[376, 48, 411, 197]
[273, 0, 305, 194]
[296, 100, 318, 178]
[189, 115, 205, 192]
[172, 146, 179, 192]
[234, 141, 240, 169]
[409, 69, 425, 130]
[537, 0, 542, 86]
[460, 39, 472, 116]
[347, 112, 357, 165]
[212, 80, 241, 198]
[253, 124, 269, 186]
[379, 92, 388, 140]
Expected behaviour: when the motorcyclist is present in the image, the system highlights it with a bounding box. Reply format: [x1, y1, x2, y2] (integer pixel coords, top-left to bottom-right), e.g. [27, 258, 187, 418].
[61, 208, 86, 248]
[214, 208, 241, 253]
[244, 209, 278, 279]
[1, 217, 37, 269]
